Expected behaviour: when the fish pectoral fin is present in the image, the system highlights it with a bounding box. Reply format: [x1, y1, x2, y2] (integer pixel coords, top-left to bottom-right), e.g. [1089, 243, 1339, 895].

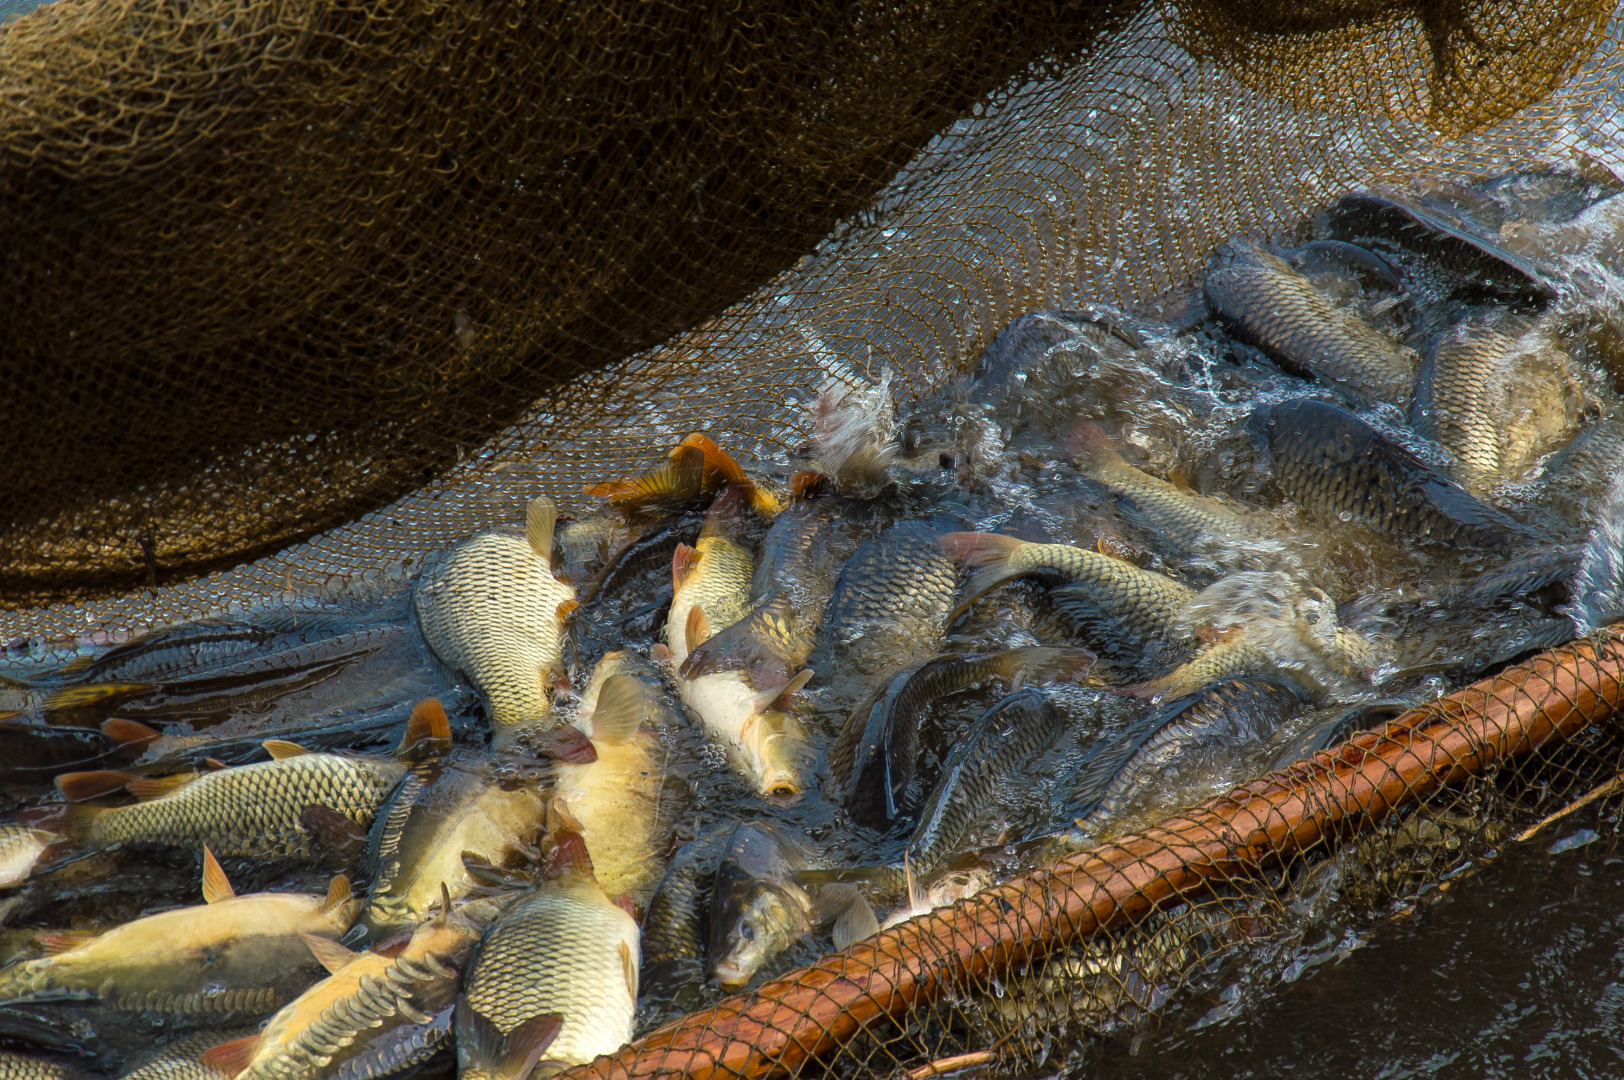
[99, 717, 161, 750]
[263, 739, 312, 760]
[301, 805, 368, 862]
[620, 938, 639, 1001]
[199, 1034, 259, 1078]
[35, 931, 96, 956]
[678, 612, 795, 695]
[54, 769, 136, 803]
[590, 674, 648, 743]
[301, 931, 358, 975]
[827, 888, 881, 951]
[672, 542, 701, 592]
[462, 853, 533, 889]
[43, 682, 155, 717]
[526, 496, 558, 560]
[397, 698, 453, 761]
[201, 847, 236, 903]
[322, 874, 353, 915]
[768, 669, 814, 712]
[532, 727, 598, 765]
[684, 605, 712, 655]
[455, 998, 563, 1080]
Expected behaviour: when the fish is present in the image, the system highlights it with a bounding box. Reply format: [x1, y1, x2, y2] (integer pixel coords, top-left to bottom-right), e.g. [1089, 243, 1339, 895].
[0, 825, 57, 890]
[120, 1030, 251, 1080]
[199, 888, 486, 1080]
[582, 432, 781, 518]
[1254, 397, 1531, 547]
[564, 511, 704, 675]
[1066, 678, 1304, 839]
[413, 496, 575, 744]
[458, 831, 639, 1071]
[667, 491, 814, 801]
[830, 647, 1097, 831]
[878, 864, 994, 932]
[0, 849, 358, 1016]
[939, 531, 1194, 669]
[53, 701, 448, 859]
[1543, 419, 1624, 500]
[0, 717, 158, 785]
[904, 689, 1063, 877]
[640, 824, 734, 972]
[348, 751, 545, 946]
[550, 653, 680, 908]
[708, 823, 817, 991]
[1269, 699, 1413, 770]
[1067, 423, 1288, 556]
[1204, 237, 1418, 404]
[0, 1055, 81, 1080]
[801, 522, 960, 722]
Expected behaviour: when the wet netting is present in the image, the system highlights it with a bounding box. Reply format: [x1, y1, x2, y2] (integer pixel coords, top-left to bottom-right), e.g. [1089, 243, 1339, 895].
[5, 0, 1624, 1078]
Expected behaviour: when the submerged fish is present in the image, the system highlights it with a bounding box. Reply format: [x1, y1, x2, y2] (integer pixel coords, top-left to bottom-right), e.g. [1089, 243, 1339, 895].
[830, 647, 1096, 831]
[0, 825, 56, 890]
[708, 823, 818, 991]
[940, 531, 1194, 669]
[1205, 237, 1418, 404]
[1067, 678, 1304, 838]
[202, 891, 486, 1080]
[551, 653, 680, 908]
[54, 702, 447, 860]
[0, 851, 357, 1016]
[414, 497, 575, 744]
[458, 832, 639, 1071]
[1256, 397, 1530, 548]
[1543, 419, 1624, 501]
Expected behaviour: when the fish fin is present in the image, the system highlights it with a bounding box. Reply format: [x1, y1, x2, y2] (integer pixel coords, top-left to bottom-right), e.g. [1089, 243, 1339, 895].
[204, 758, 228, 770]
[127, 773, 198, 800]
[100, 717, 161, 750]
[301, 932, 357, 975]
[829, 890, 881, 951]
[322, 874, 353, 915]
[672, 543, 701, 592]
[789, 470, 828, 499]
[373, 931, 413, 958]
[301, 804, 368, 862]
[684, 605, 711, 655]
[769, 668, 815, 711]
[533, 727, 598, 764]
[397, 698, 453, 759]
[937, 532, 1031, 618]
[54, 769, 134, 802]
[51, 655, 97, 679]
[43, 682, 154, 716]
[35, 931, 94, 956]
[455, 998, 562, 1080]
[700, 484, 755, 541]
[28, 828, 59, 846]
[262, 739, 311, 760]
[462, 853, 533, 889]
[201, 847, 236, 903]
[548, 799, 586, 834]
[556, 599, 579, 622]
[1022, 646, 1098, 685]
[650, 642, 674, 665]
[526, 496, 557, 560]
[1064, 419, 1113, 461]
[612, 892, 638, 918]
[620, 938, 639, 1002]
[437, 881, 453, 924]
[682, 434, 778, 515]
[544, 828, 594, 878]
[591, 674, 647, 743]
[199, 1035, 258, 1077]
[585, 442, 707, 508]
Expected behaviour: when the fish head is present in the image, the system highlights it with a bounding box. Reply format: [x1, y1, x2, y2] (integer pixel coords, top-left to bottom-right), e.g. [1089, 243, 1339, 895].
[708, 876, 809, 991]
[741, 707, 811, 802]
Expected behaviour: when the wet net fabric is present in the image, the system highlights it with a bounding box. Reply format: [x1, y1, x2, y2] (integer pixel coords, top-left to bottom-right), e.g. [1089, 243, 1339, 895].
[1, 0, 1618, 638]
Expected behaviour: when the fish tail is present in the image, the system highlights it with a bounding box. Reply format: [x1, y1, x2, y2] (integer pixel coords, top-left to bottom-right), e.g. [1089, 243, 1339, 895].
[42, 682, 155, 718]
[455, 998, 562, 1080]
[938, 532, 1030, 618]
[699, 482, 753, 539]
[1064, 420, 1126, 472]
[1569, 470, 1624, 634]
[1011, 646, 1098, 686]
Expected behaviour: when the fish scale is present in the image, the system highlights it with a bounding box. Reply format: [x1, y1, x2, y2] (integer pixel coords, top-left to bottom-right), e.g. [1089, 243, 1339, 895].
[0, 1055, 77, 1080]
[87, 754, 404, 858]
[1416, 319, 1520, 489]
[120, 1028, 249, 1080]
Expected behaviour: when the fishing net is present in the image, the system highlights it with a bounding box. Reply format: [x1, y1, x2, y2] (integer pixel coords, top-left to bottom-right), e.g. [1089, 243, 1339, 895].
[5, 0, 1624, 1075]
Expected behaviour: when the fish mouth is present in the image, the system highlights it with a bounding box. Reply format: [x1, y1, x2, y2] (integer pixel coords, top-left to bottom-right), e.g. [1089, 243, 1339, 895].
[713, 962, 751, 990]
[761, 776, 803, 803]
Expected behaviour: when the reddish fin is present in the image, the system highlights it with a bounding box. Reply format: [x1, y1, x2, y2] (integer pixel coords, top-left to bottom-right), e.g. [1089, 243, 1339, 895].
[612, 893, 638, 918]
[263, 739, 311, 761]
[936, 531, 1024, 568]
[650, 642, 674, 664]
[373, 932, 413, 959]
[699, 483, 753, 541]
[1064, 419, 1113, 461]
[199, 1035, 258, 1077]
[678, 610, 796, 697]
[398, 698, 453, 760]
[127, 773, 197, 801]
[54, 770, 134, 802]
[555, 599, 580, 623]
[101, 717, 161, 750]
[301, 932, 356, 975]
[544, 829, 594, 879]
[789, 470, 828, 500]
[769, 669, 815, 712]
[454, 998, 562, 1080]
[201, 847, 235, 903]
[533, 727, 597, 765]
[683, 605, 712, 655]
[35, 931, 94, 956]
[585, 443, 706, 508]
[302, 804, 368, 862]
[672, 543, 701, 592]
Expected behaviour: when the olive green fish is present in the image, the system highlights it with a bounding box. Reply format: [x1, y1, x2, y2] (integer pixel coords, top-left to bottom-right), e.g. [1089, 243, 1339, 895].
[708, 823, 817, 991]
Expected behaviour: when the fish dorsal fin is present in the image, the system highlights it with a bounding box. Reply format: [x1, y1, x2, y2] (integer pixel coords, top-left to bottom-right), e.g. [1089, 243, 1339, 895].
[100, 717, 161, 749]
[54, 770, 134, 802]
[35, 931, 95, 956]
[127, 773, 198, 801]
[619, 938, 639, 1002]
[438, 882, 452, 926]
[526, 496, 557, 560]
[263, 739, 311, 761]
[684, 605, 711, 654]
[322, 874, 352, 915]
[830, 890, 880, 951]
[672, 543, 701, 591]
[455, 998, 563, 1080]
[590, 674, 646, 743]
[199, 1035, 259, 1078]
[398, 698, 452, 759]
[201, 847, 236, 903]
[769, 669, 814, 712]
[301, 932, 357, 975]
[650, 642, 674, 665]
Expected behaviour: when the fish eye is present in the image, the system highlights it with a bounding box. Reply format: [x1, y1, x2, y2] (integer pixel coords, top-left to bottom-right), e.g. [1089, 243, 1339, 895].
[741, 922, 756, 942]
[939, 451, 958, 470]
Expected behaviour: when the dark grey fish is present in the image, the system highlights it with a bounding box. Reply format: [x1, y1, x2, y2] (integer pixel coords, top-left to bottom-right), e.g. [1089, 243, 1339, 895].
[1323, 192, 1557, 311]
[906, 688, 1062, 876]
[1287, 240, 1405, 292]
[1413, 317, 1525, 489]
[1543, 419, 1624, 497]
[1255, 398, 1531, 547]
[831, 647, 1096, 831]
[1204, 238, 1418, 405]
[969, 305, 1154, 404]
[1067, 678, 1303, 836]
[641, 824, 735, 969]
[708, 823, 816, 991]
[1269, 700, 1412, 771]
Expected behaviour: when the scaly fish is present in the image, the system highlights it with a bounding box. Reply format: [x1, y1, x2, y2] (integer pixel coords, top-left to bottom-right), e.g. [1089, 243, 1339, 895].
[939, 531, 1194, 670]
[0, 850, 357, 1016]
[0, 826, 56, 890]
[54, 701, 447, 859]
[0, 1055, 80, 1080]
[551, 653, 680, 908]
[458, 832, 639, 1071]
[201, 889, 487, 1080]
[1255, 397, 1531, 548]
[708, 823, 818, 991]
[830, 647, 1096, 831]
[583, 433, 781, 518]
[1204, 237, 1418, 404]
[120, 1030, 249, 1080]
[664, 488, 756, 673]
[413, 496, 575, 744]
